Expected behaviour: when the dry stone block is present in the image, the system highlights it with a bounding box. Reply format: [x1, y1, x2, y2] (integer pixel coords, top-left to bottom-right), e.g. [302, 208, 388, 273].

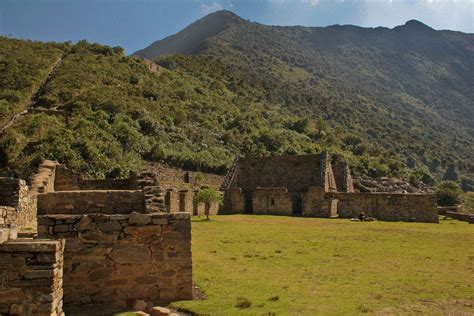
[151, 306, 171, 316]
[129, 212, 151, 226]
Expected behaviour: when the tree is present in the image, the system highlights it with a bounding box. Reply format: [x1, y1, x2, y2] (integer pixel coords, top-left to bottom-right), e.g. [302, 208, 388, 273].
[193, 188, 223, 220]
[435, 181, 463, 206]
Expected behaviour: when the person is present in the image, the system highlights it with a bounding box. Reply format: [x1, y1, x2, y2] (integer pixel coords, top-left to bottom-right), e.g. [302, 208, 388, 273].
[358, 211, 366, 221]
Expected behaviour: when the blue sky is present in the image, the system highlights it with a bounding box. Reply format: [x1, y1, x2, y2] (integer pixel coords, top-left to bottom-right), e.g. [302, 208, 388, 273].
[0, 0, 472, 54]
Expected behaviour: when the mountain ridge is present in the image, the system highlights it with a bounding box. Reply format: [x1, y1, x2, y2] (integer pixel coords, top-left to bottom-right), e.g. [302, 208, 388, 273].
[134, 11, 474, 187]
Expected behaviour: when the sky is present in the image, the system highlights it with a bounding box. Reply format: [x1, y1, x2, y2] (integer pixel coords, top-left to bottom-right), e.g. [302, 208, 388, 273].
[0, 0, 472, 54]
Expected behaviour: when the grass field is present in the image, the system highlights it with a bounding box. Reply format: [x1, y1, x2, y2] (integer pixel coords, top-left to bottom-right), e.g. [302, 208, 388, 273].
[171, 215, 474, 315]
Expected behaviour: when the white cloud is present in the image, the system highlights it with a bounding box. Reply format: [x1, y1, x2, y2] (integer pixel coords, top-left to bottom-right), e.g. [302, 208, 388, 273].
[303, 0, 319, 6]
[267, 0, 319, 6]
[200, 1, 224, 14]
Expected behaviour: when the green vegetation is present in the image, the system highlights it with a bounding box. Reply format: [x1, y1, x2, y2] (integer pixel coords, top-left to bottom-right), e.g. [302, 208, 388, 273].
[194, 188, 223, 220]
[436, 181, 464, 206]
[137, 11, 474, 186]
[0, 37, 64, 126]
[1, 37, 409, 180]
[171, 215, 474, 315]
[463, 192, 474, 214]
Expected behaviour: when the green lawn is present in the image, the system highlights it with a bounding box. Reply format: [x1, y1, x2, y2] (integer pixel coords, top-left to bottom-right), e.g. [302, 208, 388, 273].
[171, 215, 474, 315]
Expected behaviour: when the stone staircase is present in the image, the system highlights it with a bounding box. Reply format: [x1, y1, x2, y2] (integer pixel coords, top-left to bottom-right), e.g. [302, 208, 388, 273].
[220, 157, 239, 190]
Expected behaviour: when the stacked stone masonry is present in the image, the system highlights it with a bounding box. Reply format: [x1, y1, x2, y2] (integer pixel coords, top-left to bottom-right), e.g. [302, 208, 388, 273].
[0, 239, 65, 316]
[54, 165, 134, 191]
[331, 192, 439, 223]
[37, 190, 146, 215]
[0, 160, 193, 315]
[37, 212, 193, 315]
[0, 178, 36, 230]
[445, 211, 474, 223]
[146, 163, 224, 190]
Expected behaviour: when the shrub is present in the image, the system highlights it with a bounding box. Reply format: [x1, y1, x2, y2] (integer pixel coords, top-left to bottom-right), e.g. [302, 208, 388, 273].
[435, 181, 463, 206]
[193, 188, 223, 220]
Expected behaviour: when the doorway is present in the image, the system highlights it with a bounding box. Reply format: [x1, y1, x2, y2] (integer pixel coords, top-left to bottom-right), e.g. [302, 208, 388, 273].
[293, 195, 302, 215]
[245, 193, 253, 214]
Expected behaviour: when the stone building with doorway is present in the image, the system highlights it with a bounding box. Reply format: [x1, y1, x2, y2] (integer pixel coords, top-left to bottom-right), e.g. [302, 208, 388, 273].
[221, 153, 438, 223]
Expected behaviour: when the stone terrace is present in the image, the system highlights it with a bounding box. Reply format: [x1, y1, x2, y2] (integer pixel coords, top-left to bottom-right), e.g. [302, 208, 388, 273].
[1, 160, 194, 315]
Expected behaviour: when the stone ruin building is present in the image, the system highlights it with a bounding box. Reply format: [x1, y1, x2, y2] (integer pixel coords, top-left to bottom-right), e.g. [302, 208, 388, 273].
[0, 153, 447, 314]
[221, 153, 439, 223]
[0, 160, 193, 315]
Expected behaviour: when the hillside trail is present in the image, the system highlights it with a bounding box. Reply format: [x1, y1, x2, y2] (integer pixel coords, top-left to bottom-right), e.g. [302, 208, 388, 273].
[0, 54, 65, 137]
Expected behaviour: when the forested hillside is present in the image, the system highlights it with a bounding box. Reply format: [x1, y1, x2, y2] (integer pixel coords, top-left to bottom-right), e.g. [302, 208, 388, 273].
[1, 37, 409, 183]
[136, 11, 474, 189]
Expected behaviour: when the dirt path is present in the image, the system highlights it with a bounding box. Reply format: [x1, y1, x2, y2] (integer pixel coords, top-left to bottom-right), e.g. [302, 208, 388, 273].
[0, 55, 64, 136]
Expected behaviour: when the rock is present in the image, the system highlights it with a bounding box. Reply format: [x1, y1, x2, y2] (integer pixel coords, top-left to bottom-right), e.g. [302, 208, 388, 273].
[129, 212, 151, 226]
[74, 216, 96, 232]
[133, 299, 148, 311]
[97, 220, 122, 232]
[110, 245, 150, 264]
[0, 228, 10, 243]
[151, 306, 171, 316]
[9, 304, 23, 315]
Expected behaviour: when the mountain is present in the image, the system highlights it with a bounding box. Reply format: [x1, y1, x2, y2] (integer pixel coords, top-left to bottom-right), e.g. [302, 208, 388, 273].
[0, 37, 407, 183]
[134, 10, 474, 188]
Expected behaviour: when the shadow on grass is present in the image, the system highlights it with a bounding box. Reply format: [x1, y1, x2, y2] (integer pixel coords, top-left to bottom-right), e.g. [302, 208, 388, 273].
[191, 217, 213, 223]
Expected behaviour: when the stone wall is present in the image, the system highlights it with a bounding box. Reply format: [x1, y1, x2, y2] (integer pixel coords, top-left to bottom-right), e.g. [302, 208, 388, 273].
[37, 212, 193, 315]
[54, 165, 134, 191]
[222, 188, 245, 214]
[178, 190, 193, 214]
[333, 162, 354, 193]
[253, 188, 293, 215]
[446, 211, 474, 223]
[302, 187, 339, 218]
[233, 154, 325, 193]
[0, 239, 65, 316]
[331, 192, 439, 223]
[146, 163, 223, 190]
[37, 190, 145, 215]
[0, 177, 36, 230]
[438, 205, 461, 216]
[165, 189, 180, 213]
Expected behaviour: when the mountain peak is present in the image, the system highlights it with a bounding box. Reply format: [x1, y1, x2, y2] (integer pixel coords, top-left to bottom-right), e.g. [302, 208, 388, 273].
[400, 19, 433, 31]
[204, 10, 241, 20]
[134, 10, 240, 59]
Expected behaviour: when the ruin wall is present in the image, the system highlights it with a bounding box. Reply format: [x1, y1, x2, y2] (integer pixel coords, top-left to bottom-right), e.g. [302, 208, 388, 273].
[303, 187, 339, 217]
[37, 212, 193, 315]
[234, 154, 324, 193]
[146, 163, 223, 190]
[333, 162, 355, 193]
[0, 239, 64, 316]
[331, 192, 439, 223]
[222, 188, 245, 214]
[253, 188, 293, 215]
[54, 165, 134, 191]
[165, 189, 180, 213]
[37, 190, 145, 215]
[446, 211, 474, 223]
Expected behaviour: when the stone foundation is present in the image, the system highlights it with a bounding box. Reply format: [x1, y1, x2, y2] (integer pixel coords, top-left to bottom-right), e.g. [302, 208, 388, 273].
[37, 212, 192, 315]
[0, 239, 65, 316]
